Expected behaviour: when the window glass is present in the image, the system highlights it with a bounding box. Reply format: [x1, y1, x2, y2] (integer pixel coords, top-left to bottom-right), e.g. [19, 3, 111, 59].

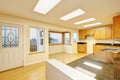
[2, 27, 18, 48]
[73, 33, 78, 42]
[49, 32, 62, 44]
[64, 33, 70, 44]
[30, 28, 44, 52]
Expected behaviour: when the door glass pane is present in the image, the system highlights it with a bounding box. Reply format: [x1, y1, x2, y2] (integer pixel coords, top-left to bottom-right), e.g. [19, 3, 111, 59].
[30, 28, 44, 52]
[2, 27, 19, 48]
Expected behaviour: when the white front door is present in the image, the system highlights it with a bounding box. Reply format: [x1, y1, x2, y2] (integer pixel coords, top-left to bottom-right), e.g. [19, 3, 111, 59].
[0, 22, 24, 72]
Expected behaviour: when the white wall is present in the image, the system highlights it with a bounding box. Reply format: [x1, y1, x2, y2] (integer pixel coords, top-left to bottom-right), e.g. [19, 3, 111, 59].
[0, 13, 78, 66]
[46, 59, 96, 80]
[49, 45, 64, 54]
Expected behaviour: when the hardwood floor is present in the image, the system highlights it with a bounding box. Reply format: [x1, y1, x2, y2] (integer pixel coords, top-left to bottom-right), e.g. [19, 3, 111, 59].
[49, 52, 87, 64]
[0, 52, 86, 80]
[0, 62, 46, 80]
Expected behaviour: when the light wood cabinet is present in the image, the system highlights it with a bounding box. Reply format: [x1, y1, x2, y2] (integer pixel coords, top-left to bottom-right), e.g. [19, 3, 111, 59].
[113, 15, 120, 39]
[94, 26, 112, 39]
[78, 44, 86, 53]
[79, 26, 112, 40]
[106, 26, 112, 39]
[93, 45, 106, 53]
[79, 30, 86, 39]
[79, 29, 94, 40]
[85, 29, 94, 35]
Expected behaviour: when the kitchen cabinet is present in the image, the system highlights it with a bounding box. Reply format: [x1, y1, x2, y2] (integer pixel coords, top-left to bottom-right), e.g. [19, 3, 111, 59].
[79, 29, 94, 40]
[113, 15, 120, 39]
[79, 26, 112, 40]
[85, 29, 94, 35]
[94, 26, 112, 39]
[93, 45, 106, 53]
[106, 26, 112, 39]
[78, 44, 86, 53]
[79, 30, 86, 39]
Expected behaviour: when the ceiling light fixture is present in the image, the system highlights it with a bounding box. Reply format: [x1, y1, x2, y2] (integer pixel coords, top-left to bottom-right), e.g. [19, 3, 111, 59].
[34, 0, 61, 14]
[74, 18, 96, 25]
[60, 9, 85, 21]
[84, 22, 102, 27]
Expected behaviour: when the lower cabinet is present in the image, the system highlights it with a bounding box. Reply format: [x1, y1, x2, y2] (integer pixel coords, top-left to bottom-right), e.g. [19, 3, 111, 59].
[77, 44, 86, 53]
[93, 45, 106, 53]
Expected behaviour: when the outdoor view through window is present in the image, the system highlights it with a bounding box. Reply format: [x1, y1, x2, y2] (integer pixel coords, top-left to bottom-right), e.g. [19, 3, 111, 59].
[49, 32, 62, 44]
[30, 28, 44, 52]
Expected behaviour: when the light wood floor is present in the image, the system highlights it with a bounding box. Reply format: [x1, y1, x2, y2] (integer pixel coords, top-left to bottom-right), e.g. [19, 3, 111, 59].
[49, 52, 87, 64]
[0, 53, 86, 80]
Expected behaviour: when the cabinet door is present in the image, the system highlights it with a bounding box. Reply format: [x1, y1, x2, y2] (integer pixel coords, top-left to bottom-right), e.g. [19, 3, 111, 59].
[113, 15, 120, 39]
[94, 28, 100, 39]
[79, 30, 86, 39]
[93, 45, 106, 53]
[106, 26, 112, 39]
[78, 44, 86, 53]
[94, 27, 108, 39]
[99, 27, 106, 39]
[86, 29, 94, 35]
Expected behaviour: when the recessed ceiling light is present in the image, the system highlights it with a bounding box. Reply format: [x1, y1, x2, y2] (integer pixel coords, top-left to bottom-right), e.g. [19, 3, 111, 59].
[34, 0, 61, 14]
[60, 9, 85, 21]
[74, 18, 96, 25]
[84, 22, 102, 27]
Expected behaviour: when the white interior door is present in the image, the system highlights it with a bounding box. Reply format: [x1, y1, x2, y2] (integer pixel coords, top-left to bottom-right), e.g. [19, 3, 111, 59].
[0, 22, 24, 72]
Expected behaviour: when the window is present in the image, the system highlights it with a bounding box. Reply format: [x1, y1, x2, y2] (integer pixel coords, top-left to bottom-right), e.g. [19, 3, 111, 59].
[64, 32, 70, 44]
[30, 28, 44, 52]
[2, 27, 19, 48]
[73, 33, 78, 42]
[49, 32, 63, 44]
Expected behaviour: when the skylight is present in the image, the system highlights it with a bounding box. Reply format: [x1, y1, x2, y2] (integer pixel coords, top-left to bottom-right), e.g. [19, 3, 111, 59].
[34, 0, 61, 14]
[83, 62, 102, 70]
[74, 18, 96, 25]
[60, 9, 85, 21]
[84, 22, 102, 27]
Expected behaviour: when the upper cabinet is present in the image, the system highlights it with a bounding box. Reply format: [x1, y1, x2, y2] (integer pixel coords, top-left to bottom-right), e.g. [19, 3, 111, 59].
[79, 30, 86, 39]
[106, 26, 112, 39]
[85, 29, 94, 36]
[94, 27, 106, 39]
[79, 26, 112, 40]
[112, 15, 120, 39]
[94, 26, 112, 39]
[79, 29, 94, 40]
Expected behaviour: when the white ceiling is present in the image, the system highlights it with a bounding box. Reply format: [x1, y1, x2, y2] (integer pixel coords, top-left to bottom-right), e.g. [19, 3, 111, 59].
[0, 0, 120, 29]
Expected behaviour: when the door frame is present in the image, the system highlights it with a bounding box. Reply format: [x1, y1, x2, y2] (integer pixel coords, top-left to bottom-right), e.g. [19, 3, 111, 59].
[0, 22, 24, 71]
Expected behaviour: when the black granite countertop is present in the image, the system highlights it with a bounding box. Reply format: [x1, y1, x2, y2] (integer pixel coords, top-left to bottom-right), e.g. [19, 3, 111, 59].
[95, 43, 120, 46]
[77, 42, 87, 44]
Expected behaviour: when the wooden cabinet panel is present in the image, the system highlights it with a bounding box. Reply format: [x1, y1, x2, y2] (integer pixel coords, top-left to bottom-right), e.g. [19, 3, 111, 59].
[79, 30, 86, 40]
[93, 45, 106, 53]
[94, 28, 100, 39]
[106, 26, 112, 39]
[86, 29, 94, 35]
[99, 27, 106, 39]
[79, 26, 112, 40]
[94, 26, 112, 39]
[78, 44, 86, 53]
[113, 15, 120, 39]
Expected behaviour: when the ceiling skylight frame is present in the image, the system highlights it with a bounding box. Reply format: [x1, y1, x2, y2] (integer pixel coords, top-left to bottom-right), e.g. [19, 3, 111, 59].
[60, 9, 85, 21]
[34, 0, 61, 15]
[84, 22, 102, 27]
[74, 18, 96, 25]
